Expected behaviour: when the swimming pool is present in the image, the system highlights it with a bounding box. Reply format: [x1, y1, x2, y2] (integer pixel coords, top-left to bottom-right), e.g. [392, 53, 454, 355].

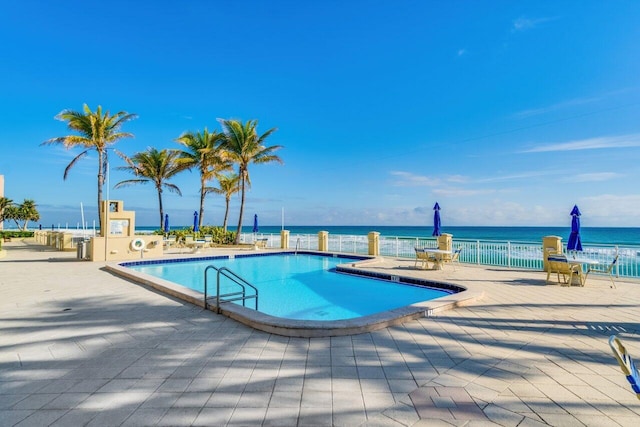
[124, 253, 452, 321]
[109, 251, 473, 337]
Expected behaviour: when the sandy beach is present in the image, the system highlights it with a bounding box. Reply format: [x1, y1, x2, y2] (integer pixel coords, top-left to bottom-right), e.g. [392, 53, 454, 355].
[1, 238, 639, 426]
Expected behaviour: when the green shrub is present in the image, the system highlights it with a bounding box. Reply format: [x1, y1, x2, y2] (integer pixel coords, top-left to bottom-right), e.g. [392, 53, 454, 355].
[160, 226, 236, 245]
[0, 231, 34, 239]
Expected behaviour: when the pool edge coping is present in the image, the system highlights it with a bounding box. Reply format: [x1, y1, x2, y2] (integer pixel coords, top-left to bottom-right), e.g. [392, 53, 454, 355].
[104, 251, 483, 337]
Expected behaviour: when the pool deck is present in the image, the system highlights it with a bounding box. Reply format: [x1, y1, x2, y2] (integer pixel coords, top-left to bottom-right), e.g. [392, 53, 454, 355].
[1, 239, 639, 426]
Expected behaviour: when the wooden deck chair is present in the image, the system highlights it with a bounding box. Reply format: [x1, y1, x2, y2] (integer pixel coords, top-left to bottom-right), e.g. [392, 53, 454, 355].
[255, 238, 268, 249]
[546, 254, 584, 286]
[609, 335, 640, 400]
[586, 255, 619, 289]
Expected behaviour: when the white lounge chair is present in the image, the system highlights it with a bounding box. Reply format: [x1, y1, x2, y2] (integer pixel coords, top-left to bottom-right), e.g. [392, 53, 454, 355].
[586, 255, 618, 288]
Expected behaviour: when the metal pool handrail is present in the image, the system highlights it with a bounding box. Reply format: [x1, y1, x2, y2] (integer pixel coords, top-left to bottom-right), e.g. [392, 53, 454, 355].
[204, 265, 258, 314]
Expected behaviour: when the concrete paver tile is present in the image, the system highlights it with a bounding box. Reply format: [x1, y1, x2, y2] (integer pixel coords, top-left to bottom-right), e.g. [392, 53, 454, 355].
[262, 406, 301, 427]
[269, 390, 302, 407]
[48, 409, 99, 426]
[482, 403, 524, 427]
[298, 406, 334, 426]
[236, 390, 272, 408]
[14, 409, 68, 426]
[387, 379, 418, 393]
[360, 413, 408, 426]
[42, 392, 90, 410]
[333, 410, 367, 426]
[205, 390, 242, 407]
[157, 407, 200, 426]
[139, 391, 182, 409]
[172, 391, 212, 408]
[0, 409, 35, 426]
[86, 408, 138, 426]
[11, 393, 59, 410]
[191, 407, 234, 426]
[537, 413, 584, 426]
[0, 393, 28, 409]
[226, 405, 267, 426]
[381, 402, 421, 426]
[301, 389, 332, 408]
[122, 407, 169, 426]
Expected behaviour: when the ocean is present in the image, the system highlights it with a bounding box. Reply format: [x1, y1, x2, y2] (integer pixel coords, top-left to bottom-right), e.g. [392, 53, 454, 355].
[132, 225, 640, 246]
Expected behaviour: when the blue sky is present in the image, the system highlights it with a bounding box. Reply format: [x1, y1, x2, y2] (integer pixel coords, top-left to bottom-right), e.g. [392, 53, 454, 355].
[1, 1, 640, 228]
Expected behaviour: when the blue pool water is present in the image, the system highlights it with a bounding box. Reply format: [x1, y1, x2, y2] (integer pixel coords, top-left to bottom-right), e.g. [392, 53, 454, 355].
[126, 253, 451, 321]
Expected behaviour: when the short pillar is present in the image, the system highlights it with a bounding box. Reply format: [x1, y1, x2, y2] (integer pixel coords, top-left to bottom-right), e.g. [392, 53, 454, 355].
[368, 231, 380, 256]
[318, 231, 328, 251]
[543, 235, 563, 272]
[281, 230, 290, 249]
[438, 233, 453, 252]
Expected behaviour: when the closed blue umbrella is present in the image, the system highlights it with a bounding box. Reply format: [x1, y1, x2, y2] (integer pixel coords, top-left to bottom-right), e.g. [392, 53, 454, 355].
[193, 211, 199, 233]
[253, 214, 259, 233]
[164, 214, 169, 234]
[432, 202, 442, 236]
[567, 205, 582, 251]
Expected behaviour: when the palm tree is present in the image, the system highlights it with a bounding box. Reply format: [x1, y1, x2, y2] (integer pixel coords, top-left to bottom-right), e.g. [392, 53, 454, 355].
[208, 173, 240, 231]
[42, 104, 137, 226]
[2, 199, 39, 230]
[175, 128, 231, 229]
[18, 199, 40, 231]
[0, 197, 13, 226]
[219, 119, 282, 244]
[114, 148, 185, 229]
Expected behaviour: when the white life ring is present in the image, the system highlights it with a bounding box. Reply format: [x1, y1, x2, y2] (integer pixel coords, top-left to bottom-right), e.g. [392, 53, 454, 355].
[130, 238, 146, 251]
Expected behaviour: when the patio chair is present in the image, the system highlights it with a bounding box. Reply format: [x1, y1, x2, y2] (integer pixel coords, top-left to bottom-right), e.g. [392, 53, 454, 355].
[183, 235, 196, 252]
[414, 248, 432, 270]
[449, 248, 462, 271]
[546, 254, 584, 286]
[163, 235, 177, 250]
[586, 255, 619, 289]
[609, 335, 640, 400]
[255, 238, 268, 249]
[204, 234, 213, 247]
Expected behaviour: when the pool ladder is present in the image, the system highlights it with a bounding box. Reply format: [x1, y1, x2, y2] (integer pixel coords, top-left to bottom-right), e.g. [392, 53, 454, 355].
[295, 237, 301, 255]
[203, 265, 258, 314]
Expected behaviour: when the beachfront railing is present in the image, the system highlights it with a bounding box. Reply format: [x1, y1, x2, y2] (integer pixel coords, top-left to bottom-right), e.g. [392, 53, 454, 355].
[241, 232, 640, 279]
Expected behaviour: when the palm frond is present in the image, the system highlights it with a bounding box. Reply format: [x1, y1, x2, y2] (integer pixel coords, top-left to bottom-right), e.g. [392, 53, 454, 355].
[63, 150, 89, 179]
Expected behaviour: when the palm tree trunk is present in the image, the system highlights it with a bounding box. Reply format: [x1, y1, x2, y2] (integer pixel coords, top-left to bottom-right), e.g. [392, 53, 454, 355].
[223, 197, 230, 232]
[97, 150, 104, 231]
[199, 178, 206, 229]
[157, 186, 164, 230]
[235, 174, 246, 244]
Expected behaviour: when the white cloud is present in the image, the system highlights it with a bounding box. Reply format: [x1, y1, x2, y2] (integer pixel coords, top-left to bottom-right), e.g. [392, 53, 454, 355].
[457, 48, 467, 57]
[476, 170, 559, 183]
[433, 188, 495, 197]
[389, 171, 441, 187]
[513, 96, 600, 118]
[512, 16, 558, 32]
[390, 171, 471, 187]
[522, 134, 640, 153]
[565, 172, 621, 183]
[578, 194, 640, 226]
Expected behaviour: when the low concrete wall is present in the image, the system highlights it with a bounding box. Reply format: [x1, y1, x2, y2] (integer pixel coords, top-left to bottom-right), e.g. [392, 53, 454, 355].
[90, 236, 163, 261]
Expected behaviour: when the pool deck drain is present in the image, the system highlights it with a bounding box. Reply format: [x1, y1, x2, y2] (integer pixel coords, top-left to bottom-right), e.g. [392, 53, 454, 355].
[1, 239, 640, 426]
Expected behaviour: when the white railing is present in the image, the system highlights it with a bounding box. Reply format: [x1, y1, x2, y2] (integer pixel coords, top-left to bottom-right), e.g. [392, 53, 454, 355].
[241, 233, 640, 279]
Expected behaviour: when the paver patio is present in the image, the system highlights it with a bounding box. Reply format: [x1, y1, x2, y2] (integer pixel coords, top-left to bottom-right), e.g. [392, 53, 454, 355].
[1, 239, 639, 426]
